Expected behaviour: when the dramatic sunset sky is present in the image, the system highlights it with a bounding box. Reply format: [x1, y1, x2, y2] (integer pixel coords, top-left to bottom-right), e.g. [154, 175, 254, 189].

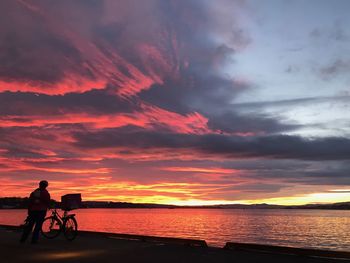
[1, 0, 350, 205]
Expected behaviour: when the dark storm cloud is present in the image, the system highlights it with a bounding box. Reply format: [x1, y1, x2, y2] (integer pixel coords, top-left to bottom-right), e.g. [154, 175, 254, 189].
[220, 159, 311, 172]
[262, 161, 350, 186]
[139, 75, 242, 115]
[227, 159, 350, 186]
[73, 127, 350, 161]
[0, 0, 89, 83]
[206, 111, 300, 134]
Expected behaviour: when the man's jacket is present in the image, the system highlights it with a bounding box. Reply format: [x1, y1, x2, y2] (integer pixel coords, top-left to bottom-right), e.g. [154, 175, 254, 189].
[28, 188, 50, 211]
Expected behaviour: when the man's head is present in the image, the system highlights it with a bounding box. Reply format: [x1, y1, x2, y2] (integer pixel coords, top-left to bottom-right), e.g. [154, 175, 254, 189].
[39, 180, 49, 189]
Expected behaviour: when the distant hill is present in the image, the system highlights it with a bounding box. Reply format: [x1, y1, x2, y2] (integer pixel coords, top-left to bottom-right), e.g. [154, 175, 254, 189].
[1, 197, 350, 210]
[286, 202, 350, 210]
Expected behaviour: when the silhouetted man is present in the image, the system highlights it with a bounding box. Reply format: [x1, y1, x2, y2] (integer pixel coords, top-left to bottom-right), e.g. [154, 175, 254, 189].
[20, 180, 50, 244]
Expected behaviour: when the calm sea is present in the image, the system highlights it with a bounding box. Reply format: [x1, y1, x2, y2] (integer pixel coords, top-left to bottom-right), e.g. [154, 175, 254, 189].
[1, 208, 350, 250]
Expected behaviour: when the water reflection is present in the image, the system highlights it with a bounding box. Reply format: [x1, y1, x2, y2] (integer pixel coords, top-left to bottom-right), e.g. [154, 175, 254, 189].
[1, 208, 350, 250]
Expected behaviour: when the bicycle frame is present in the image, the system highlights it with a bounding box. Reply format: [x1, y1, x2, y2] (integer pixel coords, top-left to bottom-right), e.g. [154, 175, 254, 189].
[42, 208, 78, 240]
[48, 208, 75, 228]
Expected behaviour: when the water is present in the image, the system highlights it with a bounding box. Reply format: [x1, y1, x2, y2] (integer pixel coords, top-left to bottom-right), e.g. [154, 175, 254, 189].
[1, 208, 350, 251]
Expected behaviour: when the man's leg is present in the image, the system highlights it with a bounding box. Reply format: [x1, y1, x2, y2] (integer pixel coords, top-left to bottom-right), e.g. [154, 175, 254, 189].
[31, 211, 46, 243]
[20, 212, 35, 243]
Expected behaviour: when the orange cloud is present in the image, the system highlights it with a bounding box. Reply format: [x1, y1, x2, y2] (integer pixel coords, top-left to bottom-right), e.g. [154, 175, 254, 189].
[35, 180, 227, 203]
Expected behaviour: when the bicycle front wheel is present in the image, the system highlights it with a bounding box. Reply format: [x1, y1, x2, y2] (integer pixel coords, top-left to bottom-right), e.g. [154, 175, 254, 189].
[41, 216, 61, 239]
[63, 217, 78, 241]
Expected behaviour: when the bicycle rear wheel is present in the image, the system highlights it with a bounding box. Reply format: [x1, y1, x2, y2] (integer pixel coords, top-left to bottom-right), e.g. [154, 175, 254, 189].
[41, 216, 61, 239]
[63, 217, 78, 241]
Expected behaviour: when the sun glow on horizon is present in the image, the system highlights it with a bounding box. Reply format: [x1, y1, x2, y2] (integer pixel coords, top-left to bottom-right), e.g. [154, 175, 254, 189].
[56, 189, 350, 207]
[236, 192, 350, 206]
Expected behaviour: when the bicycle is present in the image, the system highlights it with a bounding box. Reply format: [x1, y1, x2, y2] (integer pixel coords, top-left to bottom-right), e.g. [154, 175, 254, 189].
[41, 208, 78, 241]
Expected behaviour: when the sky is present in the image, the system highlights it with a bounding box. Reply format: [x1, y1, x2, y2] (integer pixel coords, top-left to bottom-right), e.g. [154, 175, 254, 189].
[0, 0, 350, 205]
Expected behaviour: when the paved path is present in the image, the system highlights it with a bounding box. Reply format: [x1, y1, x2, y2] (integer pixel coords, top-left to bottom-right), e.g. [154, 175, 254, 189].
[0, 227, 348, 263]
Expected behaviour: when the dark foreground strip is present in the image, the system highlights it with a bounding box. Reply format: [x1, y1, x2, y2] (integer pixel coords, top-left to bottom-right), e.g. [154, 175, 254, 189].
[2, 223, 349, 258]
[225, 242, 350, 260]
[0, 224, 207, 248]
[78, 230, 208, 247]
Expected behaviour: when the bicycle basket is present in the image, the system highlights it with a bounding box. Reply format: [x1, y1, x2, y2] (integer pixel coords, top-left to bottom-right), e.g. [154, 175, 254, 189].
[61, 194, 82, 211]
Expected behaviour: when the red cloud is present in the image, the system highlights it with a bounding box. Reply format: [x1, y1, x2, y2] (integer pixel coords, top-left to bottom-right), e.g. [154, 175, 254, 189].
[0, 104, 213, 134]
[0, 78, 107, 95]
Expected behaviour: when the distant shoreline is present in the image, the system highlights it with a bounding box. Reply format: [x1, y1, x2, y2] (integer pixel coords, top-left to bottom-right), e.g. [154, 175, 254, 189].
[1, 197, 350, 210]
